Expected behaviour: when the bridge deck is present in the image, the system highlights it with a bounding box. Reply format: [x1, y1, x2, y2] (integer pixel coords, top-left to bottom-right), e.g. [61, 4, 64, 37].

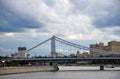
[9, 57, 120, 61]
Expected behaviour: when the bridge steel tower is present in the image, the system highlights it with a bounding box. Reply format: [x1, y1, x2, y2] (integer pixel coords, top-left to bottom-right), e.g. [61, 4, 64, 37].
[51, 36, 56, 58]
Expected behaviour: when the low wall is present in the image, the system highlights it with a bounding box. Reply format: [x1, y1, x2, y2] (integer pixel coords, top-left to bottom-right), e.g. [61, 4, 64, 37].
[0, 66, 56, 75]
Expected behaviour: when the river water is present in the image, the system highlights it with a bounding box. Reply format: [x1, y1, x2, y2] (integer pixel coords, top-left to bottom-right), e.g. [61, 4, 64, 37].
[0, 66, 120, 79]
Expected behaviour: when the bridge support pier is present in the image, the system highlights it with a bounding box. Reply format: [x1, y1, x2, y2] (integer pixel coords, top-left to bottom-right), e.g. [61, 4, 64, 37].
[53, 63, 59, 71]
[100, 65, 104, 70]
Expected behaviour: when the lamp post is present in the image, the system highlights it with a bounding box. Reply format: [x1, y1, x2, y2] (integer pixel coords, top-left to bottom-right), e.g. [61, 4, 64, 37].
[2, 60, 5, 67]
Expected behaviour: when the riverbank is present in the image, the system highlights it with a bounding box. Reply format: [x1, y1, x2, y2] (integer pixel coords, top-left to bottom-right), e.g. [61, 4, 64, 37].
[0, 66, 56, 75]
[58, 66, 120, 71]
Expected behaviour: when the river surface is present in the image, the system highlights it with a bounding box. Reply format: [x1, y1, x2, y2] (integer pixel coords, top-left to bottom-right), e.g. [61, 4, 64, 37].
[0, 66, 120, 79]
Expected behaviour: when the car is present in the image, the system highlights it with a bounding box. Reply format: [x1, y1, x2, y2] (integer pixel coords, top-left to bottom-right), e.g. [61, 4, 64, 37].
[105, 64, 115, 68]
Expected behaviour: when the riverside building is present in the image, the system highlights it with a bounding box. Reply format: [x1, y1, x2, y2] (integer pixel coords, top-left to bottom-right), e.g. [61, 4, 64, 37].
[90, 41, 120, 57]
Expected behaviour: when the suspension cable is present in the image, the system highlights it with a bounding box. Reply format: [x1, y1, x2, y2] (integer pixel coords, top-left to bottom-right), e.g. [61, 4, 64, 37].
[26, 35, 120, 56]
[55, 36, 120, 55]
[27, 37, 51, 52]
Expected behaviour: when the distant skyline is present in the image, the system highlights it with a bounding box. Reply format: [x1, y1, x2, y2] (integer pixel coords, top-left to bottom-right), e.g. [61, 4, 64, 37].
[0, 0, 120, 56]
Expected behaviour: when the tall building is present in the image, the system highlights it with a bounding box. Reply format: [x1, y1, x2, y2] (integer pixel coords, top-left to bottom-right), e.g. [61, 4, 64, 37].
[11, 47, 27, 58]
[108, 41, 120, 52]
[18, 47, 27, 58]
[90, 42, 104, 57]
[90, 42, 104, 50]
[90, 41, 120, 57]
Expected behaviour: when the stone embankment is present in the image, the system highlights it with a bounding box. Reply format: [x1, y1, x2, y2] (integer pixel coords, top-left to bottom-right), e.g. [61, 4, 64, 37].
[0, 66, 56, 75]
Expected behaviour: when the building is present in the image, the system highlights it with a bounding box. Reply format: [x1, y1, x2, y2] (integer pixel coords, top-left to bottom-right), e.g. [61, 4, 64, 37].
[18, 47, 27, 58]
[90, 41, 120, 57]
[76, 50, 83, 58]
[90, 42, 104, 50]
[76, 50, 90, 58]
[82, 52, 90, 57]
[11, 47, 27, 58]
[90, 42, 104, 57]
[108, 41, 120, 52]
[69, 54, 76, 58]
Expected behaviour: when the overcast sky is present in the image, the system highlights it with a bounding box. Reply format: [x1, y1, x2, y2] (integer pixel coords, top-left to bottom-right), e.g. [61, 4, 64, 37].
[0, 0, 120, 56]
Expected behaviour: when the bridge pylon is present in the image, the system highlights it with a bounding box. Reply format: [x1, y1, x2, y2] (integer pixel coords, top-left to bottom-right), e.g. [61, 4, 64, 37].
[51, 35, 57, 58]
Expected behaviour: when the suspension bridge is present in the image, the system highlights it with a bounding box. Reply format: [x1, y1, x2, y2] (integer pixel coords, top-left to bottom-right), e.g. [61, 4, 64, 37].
[2, 36, 120, 66]
[26, 35, 120, 57]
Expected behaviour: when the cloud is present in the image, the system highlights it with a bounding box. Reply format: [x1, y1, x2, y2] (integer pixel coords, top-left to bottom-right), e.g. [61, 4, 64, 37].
[3, 33, 15, 36]
[0, 0, 120, 47]
[71, 0, 120, 27]
[0, 0, 43, 32]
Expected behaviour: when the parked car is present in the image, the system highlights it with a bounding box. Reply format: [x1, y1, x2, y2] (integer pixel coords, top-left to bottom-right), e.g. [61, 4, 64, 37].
[105, 64, 115, 68]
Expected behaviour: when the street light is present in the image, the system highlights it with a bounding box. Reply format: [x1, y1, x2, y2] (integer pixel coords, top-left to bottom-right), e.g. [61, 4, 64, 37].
[2, 60, 5, 67]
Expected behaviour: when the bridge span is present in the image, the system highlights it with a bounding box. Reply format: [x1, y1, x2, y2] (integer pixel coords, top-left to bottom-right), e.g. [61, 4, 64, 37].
[8, 57, 120, 63]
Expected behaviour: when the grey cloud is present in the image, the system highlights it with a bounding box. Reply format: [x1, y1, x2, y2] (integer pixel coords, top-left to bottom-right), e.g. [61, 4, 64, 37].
[44, 0, 56, 7]
[70, 0, 120, 28]
[0, 0, 44, 32]
[93, 0, 120, 28]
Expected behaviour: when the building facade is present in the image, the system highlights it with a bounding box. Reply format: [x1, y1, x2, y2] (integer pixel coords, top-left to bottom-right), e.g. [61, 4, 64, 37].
[18, 47, 27, 58]
[108, 41, 120, 52]
[90, 42, 104, 57]
[11, 47, 27, 58]
[90, 41, 120, 57]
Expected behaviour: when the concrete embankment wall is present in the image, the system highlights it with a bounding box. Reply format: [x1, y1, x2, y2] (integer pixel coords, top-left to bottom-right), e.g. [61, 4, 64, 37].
[0, 66, 56, 75]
